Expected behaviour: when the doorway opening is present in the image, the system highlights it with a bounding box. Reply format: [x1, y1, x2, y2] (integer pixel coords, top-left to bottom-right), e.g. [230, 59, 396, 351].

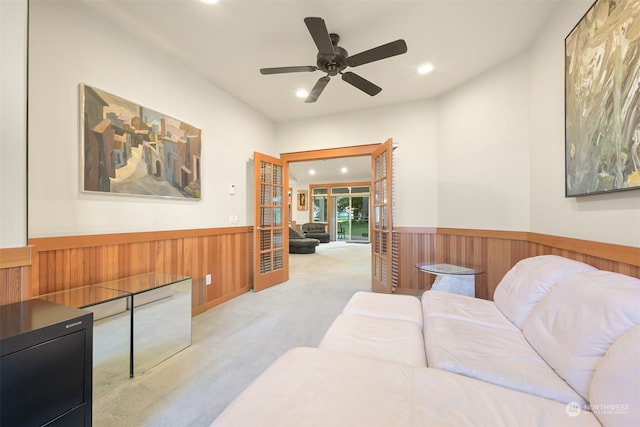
[281, 144, 378, 257]
[285, 149, 374, 236]
[308, 183, 370, 242]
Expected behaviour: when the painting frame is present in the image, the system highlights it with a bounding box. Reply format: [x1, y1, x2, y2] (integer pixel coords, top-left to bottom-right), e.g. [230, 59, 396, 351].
[297, 190, 308, 211]
[80, 83, 202, 200]
[564, 0, 640, 197]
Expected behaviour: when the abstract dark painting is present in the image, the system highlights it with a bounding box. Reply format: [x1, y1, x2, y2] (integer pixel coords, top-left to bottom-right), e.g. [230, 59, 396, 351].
[565, 0, 640, 196]
[81, 83, 202, 199]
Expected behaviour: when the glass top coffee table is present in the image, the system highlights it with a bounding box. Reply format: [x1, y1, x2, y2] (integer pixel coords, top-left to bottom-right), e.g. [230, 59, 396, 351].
[416, 263, 483, 297]
[39, 273, 192, 380]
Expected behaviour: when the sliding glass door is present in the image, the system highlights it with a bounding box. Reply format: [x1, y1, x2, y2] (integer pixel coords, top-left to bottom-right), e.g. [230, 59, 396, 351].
[349, 194, 369, 242]
[331, 186, 370, 242]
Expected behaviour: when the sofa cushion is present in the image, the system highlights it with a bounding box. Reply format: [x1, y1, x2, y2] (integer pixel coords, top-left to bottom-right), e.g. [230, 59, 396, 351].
[493, 255, 596, 329]
[343, 291, 423, 329]
[302, 223, 326, 233]
[319, 313, 426, 367]
[212, 347, 415, 427]
[412, 368, 598, 427]
[589, 325, 640, 427]
[289, 227, 304, 239]
[212, 347, 602, 427]
[301, 223, 330, 243]
[424, 316, 586, 405]
[523, 270, 640, 401]
[289, 238, 319, 254]
[421, 290, 518, 331]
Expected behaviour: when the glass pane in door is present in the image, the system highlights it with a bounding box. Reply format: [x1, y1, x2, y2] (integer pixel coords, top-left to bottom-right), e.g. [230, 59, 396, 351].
[334, 196, 350, 240]
[253, 152, 287, 292]
[350, 195, 369, 241]
[313, 195, 328, 223]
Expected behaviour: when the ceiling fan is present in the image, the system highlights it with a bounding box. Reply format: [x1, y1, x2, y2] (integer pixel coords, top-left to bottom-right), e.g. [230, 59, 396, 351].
[260, 17, 408, 103]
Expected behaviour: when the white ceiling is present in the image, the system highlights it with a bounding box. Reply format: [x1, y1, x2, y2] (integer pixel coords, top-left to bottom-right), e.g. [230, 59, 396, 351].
[84, 0, 561, 123]
[288, 156, 371, 183]
[83, 0, 562, 182]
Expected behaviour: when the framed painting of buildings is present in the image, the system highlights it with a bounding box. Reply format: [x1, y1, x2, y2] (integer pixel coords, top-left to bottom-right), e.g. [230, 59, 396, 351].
[565, 0, 640, 197]
[80, 83, 202, 199]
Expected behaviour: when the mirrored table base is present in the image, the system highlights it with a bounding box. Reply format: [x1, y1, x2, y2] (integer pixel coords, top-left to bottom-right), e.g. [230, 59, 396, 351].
[38, 273, 192, 389]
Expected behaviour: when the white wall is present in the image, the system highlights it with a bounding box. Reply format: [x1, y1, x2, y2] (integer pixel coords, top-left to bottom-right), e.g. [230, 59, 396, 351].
[529, 1, 640, 247]
[277, 99, 439, 227]
[437, 53, 531, 231]
[22, 0, 640, 246]
[0, 0, 28, 247]
[276, 2, 640, 248]
[28, 0, 276, 237]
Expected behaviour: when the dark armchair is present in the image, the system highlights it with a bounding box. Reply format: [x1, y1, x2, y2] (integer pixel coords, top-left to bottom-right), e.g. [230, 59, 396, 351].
[301, 223, 330, 243]
[289, 227, 320, 254]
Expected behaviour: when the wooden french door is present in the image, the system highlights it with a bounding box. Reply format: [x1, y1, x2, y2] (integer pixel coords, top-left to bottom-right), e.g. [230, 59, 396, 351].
[371, 139, 393, 293]
[253, 152, 289, 292]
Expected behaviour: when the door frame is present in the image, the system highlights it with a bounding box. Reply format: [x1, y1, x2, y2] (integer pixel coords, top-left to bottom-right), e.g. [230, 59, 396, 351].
[280, 142, 386, 291]
[282, 144, 379, 235]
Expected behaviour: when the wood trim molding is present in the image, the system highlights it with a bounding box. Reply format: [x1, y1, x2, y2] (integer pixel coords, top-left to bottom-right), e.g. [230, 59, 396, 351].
[393, 226, 437, 234]
[437, 227, 529, 241]
[393, 226, 640, 267]
[28, 226, 253, 252]
[527, 232, 640, 266]
[280, 143, 380, 162]
[310, 181, 371, 190]
[0, 246, 32, 268]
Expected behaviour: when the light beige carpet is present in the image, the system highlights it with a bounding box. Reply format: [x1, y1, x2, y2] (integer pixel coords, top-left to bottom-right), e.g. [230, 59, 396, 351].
[93, 241, 371, 426]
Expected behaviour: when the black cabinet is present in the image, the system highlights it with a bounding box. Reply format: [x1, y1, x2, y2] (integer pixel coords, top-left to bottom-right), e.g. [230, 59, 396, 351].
[1, 299, 93, 426]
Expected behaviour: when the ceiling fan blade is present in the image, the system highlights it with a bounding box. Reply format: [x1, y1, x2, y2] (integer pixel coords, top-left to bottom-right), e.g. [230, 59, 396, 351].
[305, 76, 331, 103]
[304, 17, 335, 57]
[346, 39, 408, 67]
[260, 66, 317, 75]
[341, 72, 382, 96]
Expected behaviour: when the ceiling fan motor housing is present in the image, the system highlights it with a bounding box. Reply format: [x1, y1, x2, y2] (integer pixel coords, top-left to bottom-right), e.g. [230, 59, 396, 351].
[316, 33, 348, 76]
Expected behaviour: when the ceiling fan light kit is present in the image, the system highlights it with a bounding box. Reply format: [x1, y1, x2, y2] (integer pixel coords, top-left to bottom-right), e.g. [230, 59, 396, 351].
[259, 17, 407, 103]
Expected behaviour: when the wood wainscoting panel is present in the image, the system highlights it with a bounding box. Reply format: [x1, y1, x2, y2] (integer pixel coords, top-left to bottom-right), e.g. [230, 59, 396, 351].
[0, 266, 28, 305]
[484, 237, 529, 299]
[7, 226, 638, 310]
[435, 233, 490, 297]
[527, 238, 640, 277]
[27, 227, 253, 315]
[0, 246, 32, 305]
[390, 228, 640, 300]
[392, 228, 436, 296]
[392, 228, 527, 299]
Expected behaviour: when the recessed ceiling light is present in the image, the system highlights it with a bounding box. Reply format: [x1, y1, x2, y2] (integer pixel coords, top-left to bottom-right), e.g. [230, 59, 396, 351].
[201, 0, 219, 4]
[341, 167, 348, 173]
[418, 63, 434, 75]
[309, 169, 316, 175]
[296, 89, 308, 99]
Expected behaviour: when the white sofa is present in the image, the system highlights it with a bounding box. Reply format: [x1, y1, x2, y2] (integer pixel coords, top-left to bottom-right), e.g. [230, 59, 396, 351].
[212, 255, 640, 427]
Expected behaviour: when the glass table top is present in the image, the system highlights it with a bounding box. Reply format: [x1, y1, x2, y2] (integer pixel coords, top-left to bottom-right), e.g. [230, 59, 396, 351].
[37, 273, 191, 308]
[37, 285, 130, 309]
[95, 272, 189, 294]
[416, 263, 482, 275]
